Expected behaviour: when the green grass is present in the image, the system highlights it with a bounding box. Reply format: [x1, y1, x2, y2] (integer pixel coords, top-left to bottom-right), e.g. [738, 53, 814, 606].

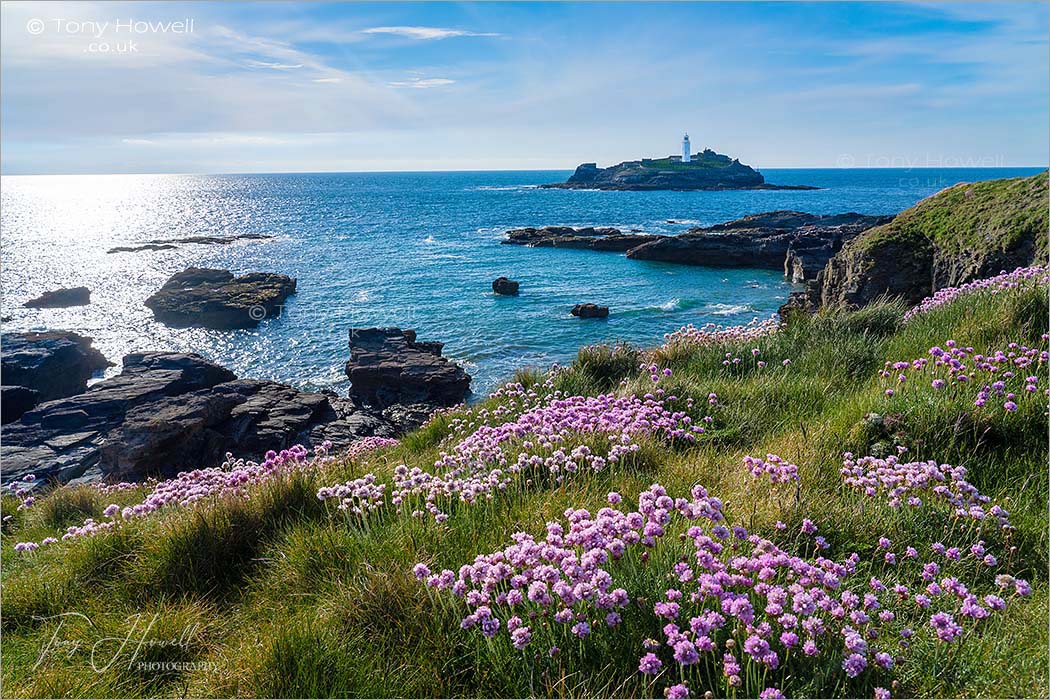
[2, 282, 1047, 698]
[852, 171, 1048, 257]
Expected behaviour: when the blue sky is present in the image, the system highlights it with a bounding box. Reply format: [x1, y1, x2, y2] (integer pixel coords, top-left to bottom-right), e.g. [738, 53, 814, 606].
[2, 1, 1047, 174]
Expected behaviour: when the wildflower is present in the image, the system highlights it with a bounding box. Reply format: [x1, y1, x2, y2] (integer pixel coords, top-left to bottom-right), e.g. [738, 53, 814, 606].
[639, 653, 663, 675]
[843, 652, 867, 678]
[875, 688, 891, 699]
[511, 626, 531, 650]
[102, 504, 120, 519]
[665, 683, 690, 699]
[929, 612, 962, 642]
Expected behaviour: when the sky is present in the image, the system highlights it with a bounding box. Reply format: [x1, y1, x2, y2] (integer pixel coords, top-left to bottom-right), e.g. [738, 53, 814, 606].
[1, 1, 1048, 174]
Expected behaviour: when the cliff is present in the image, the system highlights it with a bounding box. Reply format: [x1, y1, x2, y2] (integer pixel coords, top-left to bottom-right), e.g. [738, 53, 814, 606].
[820, 171, 1049, 308]
[541, 149, 818, 191]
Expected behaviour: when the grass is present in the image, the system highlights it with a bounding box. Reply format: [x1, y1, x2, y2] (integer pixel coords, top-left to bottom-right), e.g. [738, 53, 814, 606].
[1, 281, 1047, 698]
[851, 171, 1048, 257]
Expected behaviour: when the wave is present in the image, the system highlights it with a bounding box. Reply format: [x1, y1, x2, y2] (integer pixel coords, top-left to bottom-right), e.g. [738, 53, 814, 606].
[705, 303, 753, 316]
[651, 297, 703, 312]
[468, 185, 536, 191]
[423, 235, 437, 244]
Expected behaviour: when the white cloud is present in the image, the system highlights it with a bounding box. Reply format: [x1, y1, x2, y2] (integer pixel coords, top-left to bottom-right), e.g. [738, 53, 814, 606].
[361, 26, 498, 40]
[245, 59, 303, 70]
[389, 77, 455, 89]
[312, 77, 342, 84]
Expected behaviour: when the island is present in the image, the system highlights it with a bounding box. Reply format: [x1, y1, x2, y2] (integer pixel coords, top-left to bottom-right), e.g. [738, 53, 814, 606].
[541, 137, 818, 191]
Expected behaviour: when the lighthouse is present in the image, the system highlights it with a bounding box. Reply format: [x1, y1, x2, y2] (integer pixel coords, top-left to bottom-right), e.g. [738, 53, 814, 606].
[682, 134, 691, 163]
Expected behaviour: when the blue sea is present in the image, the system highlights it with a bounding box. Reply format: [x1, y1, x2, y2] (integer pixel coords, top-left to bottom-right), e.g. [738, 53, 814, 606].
[1, 167, 1042, 396]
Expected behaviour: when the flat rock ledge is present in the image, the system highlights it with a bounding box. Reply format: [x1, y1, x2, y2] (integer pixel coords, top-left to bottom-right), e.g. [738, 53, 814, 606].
[108, 233, 273, 254]
[0, 352, 400, 486]
[346, 327, 472, 409]
[23, 287, 91, 308]
[1, 331, 111, 422]
[144, 267, 296, 329]
[502, 212, 891, 283]
[503, 226, 661, 252]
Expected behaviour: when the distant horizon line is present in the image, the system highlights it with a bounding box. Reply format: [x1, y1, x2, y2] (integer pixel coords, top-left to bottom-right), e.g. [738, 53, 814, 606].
[2, 165, 1047, 178]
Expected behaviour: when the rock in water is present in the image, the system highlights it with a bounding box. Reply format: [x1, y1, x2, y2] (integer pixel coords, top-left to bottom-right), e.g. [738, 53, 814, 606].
[0, 352, 398, 485]
[502, 226, 661, 252]
[144, 267, 296, 329]
[571, 303, 610, 319]
[492, 277, 520, 295]
[625, 212, 890, 272]
[1, 386, 40, 424]
[1, 331, 111, 403]
[540, 150, 818, 191]
[346, 328, 471, 408]
[23, 287, 91, 308]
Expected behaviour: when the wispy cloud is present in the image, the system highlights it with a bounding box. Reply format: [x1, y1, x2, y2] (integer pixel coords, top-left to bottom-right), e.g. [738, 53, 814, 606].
[361, 26, 499, 40]
[246, 59, 303, 70]
[389, 77, 455, 89]
[312, 77, 342, 84]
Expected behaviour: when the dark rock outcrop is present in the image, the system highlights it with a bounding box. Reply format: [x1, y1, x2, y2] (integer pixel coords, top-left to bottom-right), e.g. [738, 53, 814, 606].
[144, 267, 296, 329]
[541, 150, 818, 191]
[23, 287, 91, 308]
[0, 352, 398, 486]
[492, 277, 520, 296]
[571, 303, 609, 319]
[503, 226, 662, 252]
[1, 386, 39, 424]
[820, 172, 1049, 308]
[626, 212, 891, 273]
[1, 331, 111, 403]
[108, 233, 273, 254]
[346, 328, 471, 409]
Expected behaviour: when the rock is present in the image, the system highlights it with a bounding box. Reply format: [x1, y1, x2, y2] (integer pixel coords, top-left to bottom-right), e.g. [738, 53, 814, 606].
[107, 233, 273, 254]
[571, 303, 609, 319]
[820, 172, 1048, 308]
[108, 244, 178, 253]
[492, 277, 520, 296]
[540, 150, 818, 191]
[23, 287, 91, 308]
[1, 386, 40, 424]
[144, 267, 296, 329]
[777, 291, 818, 320]
[346, 327, 471, 409]
[1, 331, 111, 402]
[0, 352, 399, 485]
[626, 212, 891, 271]
[503, 226, 663, 251]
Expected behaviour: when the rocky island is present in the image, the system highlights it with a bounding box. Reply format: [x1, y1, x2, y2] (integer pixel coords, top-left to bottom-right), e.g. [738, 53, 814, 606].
[541, 148, 818, 191]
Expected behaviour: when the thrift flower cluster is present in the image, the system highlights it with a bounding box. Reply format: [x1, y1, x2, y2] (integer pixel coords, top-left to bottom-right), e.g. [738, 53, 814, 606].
[7, 474, 39, 511]
[317, 473, 386, 516]
[743, 454, 800, 485]
[878, 338, 1048, 413]
[661, 316, 781, 350]
[12, 438, 398, 553]
[840, 451, 1012, 532]
[903, 266, 1048, 321]
[388, 375, 709, 522]
[418, 464, 1030, 699]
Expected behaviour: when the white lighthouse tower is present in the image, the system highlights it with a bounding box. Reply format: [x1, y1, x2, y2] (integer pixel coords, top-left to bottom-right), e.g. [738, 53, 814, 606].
[682, 134, 691, 163]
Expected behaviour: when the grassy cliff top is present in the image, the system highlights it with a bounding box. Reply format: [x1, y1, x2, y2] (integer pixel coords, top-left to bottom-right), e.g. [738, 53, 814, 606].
[854, 170, 1048, 255]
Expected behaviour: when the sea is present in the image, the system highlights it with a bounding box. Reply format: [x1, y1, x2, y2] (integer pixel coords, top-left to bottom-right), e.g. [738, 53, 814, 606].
[1, 167, 1043, 397]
